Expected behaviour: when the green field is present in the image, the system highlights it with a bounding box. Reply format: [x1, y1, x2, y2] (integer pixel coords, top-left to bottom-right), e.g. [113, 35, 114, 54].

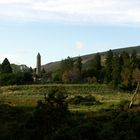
[0, 84, 140, 140]
[0, 84, 133, 111]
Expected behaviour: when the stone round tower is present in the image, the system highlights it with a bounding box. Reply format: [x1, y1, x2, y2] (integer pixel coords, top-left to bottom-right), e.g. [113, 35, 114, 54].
[36, 53, 41, 77]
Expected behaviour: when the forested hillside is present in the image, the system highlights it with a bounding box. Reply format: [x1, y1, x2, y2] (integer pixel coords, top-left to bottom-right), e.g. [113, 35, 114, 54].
[40, 46, 140, 90]
[42, 46, 140, 72]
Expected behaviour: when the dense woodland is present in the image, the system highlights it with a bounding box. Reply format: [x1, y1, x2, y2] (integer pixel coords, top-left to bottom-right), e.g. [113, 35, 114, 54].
[39, 49, 140, 91]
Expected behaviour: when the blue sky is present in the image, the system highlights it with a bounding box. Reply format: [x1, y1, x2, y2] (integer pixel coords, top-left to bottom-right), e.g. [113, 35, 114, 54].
[0, 0, 140, 67]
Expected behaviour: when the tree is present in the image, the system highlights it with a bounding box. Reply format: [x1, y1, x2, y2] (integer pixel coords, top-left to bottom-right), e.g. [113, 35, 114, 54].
[121, 51, 133, 90]
[81, 69, 96, 82]
[93, 53, 102, 71]
[112, 54, 121, 87]
[61, 57, 73, 83]
[91, 53, 102, 82]
[74, 56, 82, 81]
[61, 56, 74, 72]
[75, 56, 82, 73]
[131, 50, 137, 69]
[137, 58, 140, 69]
[52, 70, 62, 82]
[1, 58, 12, 73]
[120, 51, 130, 66]
[105, 50, 113, 83]
[62, 70, 74, 83]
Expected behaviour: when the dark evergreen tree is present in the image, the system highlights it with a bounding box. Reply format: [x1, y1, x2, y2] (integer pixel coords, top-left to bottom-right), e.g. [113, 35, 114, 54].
[105, 50, 113, 83]
[1, 58, 12, 73]
[93, 53, 102, 71]
[91, 53, 102, 82]
[112, 54, 121, 87]
[137, 58, 140, 69]
[131, 50, 137, 69]
[61, 57, 75, 83]
[74, 56, 82, 81]
[121, 51, 133, 90]
[120, 51, 130, 66]
[61, 56, 74, 72]
[75, 56, 82, 73]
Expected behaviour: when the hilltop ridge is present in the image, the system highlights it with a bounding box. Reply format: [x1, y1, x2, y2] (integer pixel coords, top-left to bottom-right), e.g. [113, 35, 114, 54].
[42, 45, 140, 72]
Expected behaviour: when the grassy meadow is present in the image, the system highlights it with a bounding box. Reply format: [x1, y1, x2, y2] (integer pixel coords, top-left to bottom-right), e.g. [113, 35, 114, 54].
[0, 84, 133, 111]
[0, 84, 140, 140]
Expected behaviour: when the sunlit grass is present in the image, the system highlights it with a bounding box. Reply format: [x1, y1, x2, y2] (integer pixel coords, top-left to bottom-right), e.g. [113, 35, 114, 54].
[0, 84, 133, 111]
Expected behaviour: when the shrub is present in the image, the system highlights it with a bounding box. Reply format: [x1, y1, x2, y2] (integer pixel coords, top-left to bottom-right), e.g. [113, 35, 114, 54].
[52, 122, 99, 140]
[68, 95, 101, 106]
[25, 88, 69, 139]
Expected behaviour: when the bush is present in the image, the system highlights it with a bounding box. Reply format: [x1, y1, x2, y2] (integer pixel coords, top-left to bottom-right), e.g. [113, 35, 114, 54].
[25, 88, 69, 140]
[68, 95, 101, 106]
[52, 122, 99, 140]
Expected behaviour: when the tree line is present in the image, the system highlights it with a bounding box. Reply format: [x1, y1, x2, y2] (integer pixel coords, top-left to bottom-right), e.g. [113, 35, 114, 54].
[0, 50, 140, 90]
[0, 58, 33, 85]
[50, 49, 140, 90]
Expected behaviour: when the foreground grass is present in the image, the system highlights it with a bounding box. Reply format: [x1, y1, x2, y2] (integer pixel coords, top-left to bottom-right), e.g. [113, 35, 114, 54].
[0, 85, 139, 140]
[0, 103, 140, 140]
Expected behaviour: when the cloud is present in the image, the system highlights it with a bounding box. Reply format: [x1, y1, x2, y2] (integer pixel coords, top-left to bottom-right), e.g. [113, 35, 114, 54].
[0, 0, 140, 25]
[16, 48, 31, 54]
[75, 41, 84, 50]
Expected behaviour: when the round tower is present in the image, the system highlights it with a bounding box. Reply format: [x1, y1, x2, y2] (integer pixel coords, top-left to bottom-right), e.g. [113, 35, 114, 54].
[36, 53, 41, 77]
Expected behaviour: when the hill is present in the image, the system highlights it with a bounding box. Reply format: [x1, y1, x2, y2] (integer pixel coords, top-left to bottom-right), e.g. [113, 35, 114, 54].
[42, 45, 140, 72]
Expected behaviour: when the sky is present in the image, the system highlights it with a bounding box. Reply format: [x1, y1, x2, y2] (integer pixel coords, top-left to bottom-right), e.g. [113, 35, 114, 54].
[0, 0, 140, 68]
